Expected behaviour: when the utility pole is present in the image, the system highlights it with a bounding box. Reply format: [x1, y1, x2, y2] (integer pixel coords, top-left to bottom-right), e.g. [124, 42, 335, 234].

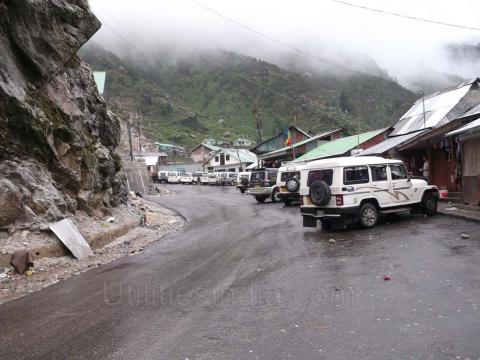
[136, 111, 142, 153]
[236, 148, 243, 172]
[292, 113, 297, 160]
[252, 104, 262, 145]
[127, 117, 134, 161]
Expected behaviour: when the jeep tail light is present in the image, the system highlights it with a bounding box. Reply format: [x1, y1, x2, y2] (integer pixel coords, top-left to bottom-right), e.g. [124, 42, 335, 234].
[335, 194, 344, 206]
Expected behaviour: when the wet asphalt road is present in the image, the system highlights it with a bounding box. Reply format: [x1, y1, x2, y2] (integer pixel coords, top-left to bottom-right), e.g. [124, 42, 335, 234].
[1, 185, 480, 360]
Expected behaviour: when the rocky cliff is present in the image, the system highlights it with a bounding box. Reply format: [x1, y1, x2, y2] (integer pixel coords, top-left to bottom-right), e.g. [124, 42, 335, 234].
[0, 0, 127, 231]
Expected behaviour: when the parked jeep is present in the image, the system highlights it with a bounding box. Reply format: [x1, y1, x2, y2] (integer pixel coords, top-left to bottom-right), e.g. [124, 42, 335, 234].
[277, 163, 305, 206]
[299, 156, 439, 229]
[208, 172, 220, 185]
[218, 172, 237, 186]
[237, 172, 251, 193]
[157, 171, 168, 184]
[246, 168, 280, 203]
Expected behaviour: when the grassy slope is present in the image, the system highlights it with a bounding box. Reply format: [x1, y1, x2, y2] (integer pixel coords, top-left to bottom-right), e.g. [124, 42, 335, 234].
[80, 44, 416, 148]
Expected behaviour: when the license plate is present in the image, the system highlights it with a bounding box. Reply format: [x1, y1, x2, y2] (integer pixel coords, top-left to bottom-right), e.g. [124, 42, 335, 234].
[255, 185, 260, 188]
[304, 196, 313, 205]
[280, 186, 288, 193]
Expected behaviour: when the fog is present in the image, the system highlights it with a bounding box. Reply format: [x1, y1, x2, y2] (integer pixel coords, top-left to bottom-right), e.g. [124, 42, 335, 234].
[87, 0, 480, 90]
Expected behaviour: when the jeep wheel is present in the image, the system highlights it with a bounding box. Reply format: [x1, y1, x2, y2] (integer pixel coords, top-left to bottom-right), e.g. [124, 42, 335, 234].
[255, 196, 267, 203]
[422, 193, 438, 216]
[286, 178, 300, 193]
[240, 188, 245, 193]
[309, 180, 331, 206]
[359, 203, 378, 228]
[283, 199, 292, 206]
[271, 188, 280, 202]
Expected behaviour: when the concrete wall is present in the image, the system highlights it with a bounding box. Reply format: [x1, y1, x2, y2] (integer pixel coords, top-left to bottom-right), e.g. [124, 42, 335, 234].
[123, 160, 153, 195]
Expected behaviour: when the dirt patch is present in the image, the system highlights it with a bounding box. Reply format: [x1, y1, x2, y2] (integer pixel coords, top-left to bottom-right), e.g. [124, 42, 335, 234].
[0, 198, 184, 304]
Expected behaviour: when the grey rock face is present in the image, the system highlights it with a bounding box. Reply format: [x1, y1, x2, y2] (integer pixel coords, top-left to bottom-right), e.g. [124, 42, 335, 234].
[0, 0, 127, 229]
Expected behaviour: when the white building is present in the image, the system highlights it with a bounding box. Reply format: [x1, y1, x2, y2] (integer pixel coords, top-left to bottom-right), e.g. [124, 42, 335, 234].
[204, 148, 257, 172]
[133, 151, 168, 175]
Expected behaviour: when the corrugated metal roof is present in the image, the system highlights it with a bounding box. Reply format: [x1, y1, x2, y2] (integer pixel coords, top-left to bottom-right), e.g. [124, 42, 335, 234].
[189, 143, 220, 153]
[258, 128, 343, 160]
[205, 148, 257, 165]
[391, 79, 478, 136]
[357, 131, 423, 156]
[295, 128, 387, 162]
[132, 151, 168, 157]
[93, 71, 106, 95]
[226, 148, 257, 163]
[250, 125, 311, 151]
[446, 118, 480, 136]
[457, 103, 480, 119]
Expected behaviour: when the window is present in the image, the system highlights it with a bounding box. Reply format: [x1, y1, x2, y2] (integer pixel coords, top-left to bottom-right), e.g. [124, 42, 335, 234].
[250, 171, 265, 181]
[390, 164, 408, 180]
[344, 166, 369, 185]
[226, 154, 230, 161]
[215, 156, 219, 162]
[307, 169, 333, 186]
[371, 165, 387, 182]
[281, 171, 300, 182]
[268, 170, 278, 182]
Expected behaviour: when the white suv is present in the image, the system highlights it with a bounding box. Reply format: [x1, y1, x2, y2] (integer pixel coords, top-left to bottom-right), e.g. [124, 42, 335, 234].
[276, 162, 305, 206]
[299, 156, 439, 229]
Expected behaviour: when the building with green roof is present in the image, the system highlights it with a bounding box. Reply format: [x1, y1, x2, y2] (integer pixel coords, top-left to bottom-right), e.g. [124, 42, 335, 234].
[295, 128, 389, 162]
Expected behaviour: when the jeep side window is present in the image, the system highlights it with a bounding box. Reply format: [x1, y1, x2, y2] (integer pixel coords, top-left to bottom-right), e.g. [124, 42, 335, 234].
[344, 166, 369, 185]
[371, 165, 387, 182]
[390, 164, 408, 180]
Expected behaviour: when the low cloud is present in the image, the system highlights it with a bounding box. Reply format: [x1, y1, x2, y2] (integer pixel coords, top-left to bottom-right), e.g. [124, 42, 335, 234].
[87, 0, 480, 89]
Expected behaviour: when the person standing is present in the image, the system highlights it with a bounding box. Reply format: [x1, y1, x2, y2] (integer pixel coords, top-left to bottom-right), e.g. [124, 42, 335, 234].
[420, 155, 429, 182]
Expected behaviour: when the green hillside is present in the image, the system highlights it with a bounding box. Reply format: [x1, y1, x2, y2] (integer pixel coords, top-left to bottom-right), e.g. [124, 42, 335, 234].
[80, 44, 416, 148]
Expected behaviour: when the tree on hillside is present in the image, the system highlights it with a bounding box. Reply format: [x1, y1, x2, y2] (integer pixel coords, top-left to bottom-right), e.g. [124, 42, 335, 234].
[339, 90, 353, 113]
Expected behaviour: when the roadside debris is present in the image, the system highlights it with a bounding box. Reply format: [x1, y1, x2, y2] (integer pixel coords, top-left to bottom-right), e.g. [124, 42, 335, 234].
[461, 234, 470, 239]
[444, 207, 458, 211]
[10, 250, 34, 274]
[49, 219, 93, 259]
[328, 239, 336, 244]
[0, 200, 184, 305]
[106, 217, 116, 223]
[383, 274, 391, 281]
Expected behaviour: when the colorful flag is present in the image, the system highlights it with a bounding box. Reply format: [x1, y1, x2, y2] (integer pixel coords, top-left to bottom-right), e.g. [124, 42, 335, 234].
[285, 128, 292, 146]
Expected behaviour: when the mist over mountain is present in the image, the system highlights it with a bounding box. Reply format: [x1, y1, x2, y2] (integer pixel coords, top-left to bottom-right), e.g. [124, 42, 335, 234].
[80, 42, 416, 148]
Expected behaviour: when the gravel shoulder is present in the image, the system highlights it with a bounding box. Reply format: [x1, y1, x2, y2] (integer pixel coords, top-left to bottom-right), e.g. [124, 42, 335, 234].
[0, 196, 184, 305]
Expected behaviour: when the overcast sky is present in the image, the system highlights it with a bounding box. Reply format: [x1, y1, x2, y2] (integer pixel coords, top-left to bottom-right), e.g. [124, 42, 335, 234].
[88, 0, 480, 86]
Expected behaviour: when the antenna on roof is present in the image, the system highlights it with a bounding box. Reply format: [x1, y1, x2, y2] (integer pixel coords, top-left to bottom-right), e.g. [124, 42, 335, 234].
[419, 91, 427, 132]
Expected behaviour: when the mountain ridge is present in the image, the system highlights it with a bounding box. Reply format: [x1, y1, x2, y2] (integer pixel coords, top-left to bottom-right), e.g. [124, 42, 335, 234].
[80, 43, 417, 148]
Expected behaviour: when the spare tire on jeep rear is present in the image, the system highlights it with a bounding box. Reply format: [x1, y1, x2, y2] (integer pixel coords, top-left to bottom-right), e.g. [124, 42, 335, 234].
[309, 180, 331, 206]
[286, 177, 300, 193]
